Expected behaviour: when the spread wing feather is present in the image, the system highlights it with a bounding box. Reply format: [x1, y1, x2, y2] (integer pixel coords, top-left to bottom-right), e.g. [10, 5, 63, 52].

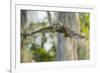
[64, 26, 85, 39]
[21, 26, 54, 36]
[31, 26, 54, 34]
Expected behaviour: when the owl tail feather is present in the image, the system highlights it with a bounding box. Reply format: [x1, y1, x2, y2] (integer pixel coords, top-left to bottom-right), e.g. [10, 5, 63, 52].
[64, 32, 85, 39]
[74, 34, 85, 39]
[70, 33, 85, 39]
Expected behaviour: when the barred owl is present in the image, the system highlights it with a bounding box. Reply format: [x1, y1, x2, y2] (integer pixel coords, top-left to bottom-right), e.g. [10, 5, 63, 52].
[52, 21, 85, 38]
[22, 22, 85, 39]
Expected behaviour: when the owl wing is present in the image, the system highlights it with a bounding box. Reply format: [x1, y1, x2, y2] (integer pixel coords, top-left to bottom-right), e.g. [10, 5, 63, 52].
[31, 26, 54, 34]
[64, 26, 85, 39]
[21, 26, 54, 36]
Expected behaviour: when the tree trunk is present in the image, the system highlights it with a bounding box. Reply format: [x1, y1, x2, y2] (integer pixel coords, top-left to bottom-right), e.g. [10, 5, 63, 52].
[55, 12, 80, 60]
[21, 10, 32, 63]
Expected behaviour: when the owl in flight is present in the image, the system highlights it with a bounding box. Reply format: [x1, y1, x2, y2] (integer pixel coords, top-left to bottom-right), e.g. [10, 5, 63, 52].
[22, 22, 85, 39]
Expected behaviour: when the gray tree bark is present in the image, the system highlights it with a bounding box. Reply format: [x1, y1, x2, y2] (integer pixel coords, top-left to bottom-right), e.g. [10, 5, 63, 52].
[55, 12, 80, 60]
[21, 10, 32, 63]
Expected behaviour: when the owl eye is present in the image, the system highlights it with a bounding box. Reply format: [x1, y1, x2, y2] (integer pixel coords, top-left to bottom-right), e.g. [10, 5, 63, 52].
[57, 23, 59, 25]
[53, 23, 55, 25]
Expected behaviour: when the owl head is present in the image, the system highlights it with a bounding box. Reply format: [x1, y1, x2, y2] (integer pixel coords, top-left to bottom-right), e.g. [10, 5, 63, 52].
[52, 21, 63, 30]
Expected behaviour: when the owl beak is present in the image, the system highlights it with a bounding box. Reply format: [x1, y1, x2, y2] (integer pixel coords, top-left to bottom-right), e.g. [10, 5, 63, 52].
[56, 26, 57, 29]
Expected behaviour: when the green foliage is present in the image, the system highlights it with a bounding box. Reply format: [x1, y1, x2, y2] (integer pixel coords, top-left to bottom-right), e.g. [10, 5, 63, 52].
[28, 22, 56, 62]
[30, 43, 56, 62]
[79, 13, 90, 39]
[78, 13, 90, 60]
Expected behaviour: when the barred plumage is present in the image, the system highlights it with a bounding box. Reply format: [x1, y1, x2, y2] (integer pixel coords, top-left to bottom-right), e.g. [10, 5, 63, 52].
[21, 22, 85, 39]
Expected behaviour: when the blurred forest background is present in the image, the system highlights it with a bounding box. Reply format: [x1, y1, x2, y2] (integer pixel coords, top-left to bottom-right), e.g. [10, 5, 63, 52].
[20, 10, 90, 63]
